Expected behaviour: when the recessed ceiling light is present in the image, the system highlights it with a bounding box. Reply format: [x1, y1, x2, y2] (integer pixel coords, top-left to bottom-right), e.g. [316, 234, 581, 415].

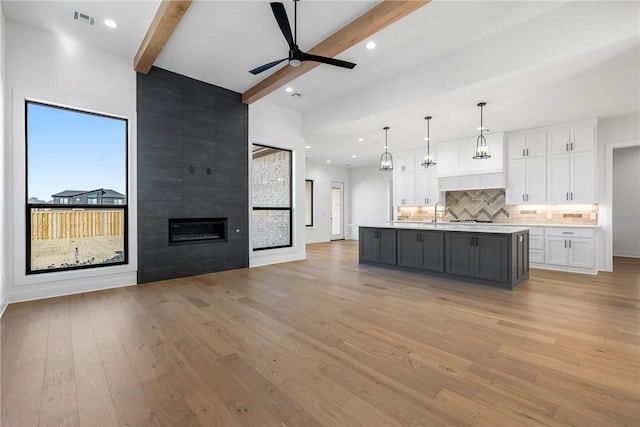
[285, 87, 293, 93]
[103, 18, 119, 28]
[352, 155, 357, 158]
[358, 137, 364, 142]
[305, 145, 310, 149]
[326, 160, 331, 163]
[366, 41, 376, 50]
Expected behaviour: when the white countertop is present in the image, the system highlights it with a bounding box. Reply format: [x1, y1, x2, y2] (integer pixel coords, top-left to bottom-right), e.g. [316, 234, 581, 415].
[390, 221, 599, 229]
[359, 223, 530, 234]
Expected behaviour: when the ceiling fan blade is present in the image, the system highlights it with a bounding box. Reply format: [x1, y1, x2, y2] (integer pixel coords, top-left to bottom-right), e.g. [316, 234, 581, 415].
[249, 58, 287, 75]
[301, 52, 356, 69]
[270, 2, 295, 48]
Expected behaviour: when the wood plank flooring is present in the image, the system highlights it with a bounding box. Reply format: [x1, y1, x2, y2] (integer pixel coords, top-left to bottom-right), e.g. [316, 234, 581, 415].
[2, 240, 639, 426]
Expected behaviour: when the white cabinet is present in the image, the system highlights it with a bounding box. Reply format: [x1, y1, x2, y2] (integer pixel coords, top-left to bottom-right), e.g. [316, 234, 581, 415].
[506, 156, 546, 204]
[546, 122, 595, 204]
[528, 227, 545, 264]
[394, 152, 415, 173]
[415, 169, 440, 206]
[547, 150, 594, 203]
[393, 172, 415, 206]
[393, 150, 441, 207]
[507, 131, 546, 160]
[544, 227, 595, 272]
[547, 125, 594, 155]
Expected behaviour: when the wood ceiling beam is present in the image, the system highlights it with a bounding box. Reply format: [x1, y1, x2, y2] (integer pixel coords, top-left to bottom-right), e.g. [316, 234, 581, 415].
[242, 0, 430, 105]
[134, 0, 193, 74]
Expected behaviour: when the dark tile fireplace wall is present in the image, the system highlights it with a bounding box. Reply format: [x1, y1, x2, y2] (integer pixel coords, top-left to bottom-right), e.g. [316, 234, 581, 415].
[137, 67, 249, 283]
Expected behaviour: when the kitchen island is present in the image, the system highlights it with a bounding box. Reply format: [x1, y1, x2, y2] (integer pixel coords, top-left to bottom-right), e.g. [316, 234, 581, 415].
[359, 223, 530, 290]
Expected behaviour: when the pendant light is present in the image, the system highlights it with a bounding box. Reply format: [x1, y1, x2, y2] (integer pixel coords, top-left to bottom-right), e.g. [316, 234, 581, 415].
[472, 101, 491, 159]
[379, 126, 393, 171]
[421, 116, 436, 167]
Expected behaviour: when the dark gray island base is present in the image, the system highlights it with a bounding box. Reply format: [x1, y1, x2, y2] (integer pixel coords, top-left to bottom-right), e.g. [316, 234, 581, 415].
[359, 225, 529, 290]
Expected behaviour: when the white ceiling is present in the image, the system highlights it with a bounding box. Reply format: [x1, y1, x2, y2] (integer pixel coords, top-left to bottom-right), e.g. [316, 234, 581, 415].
[3, 1, 639, 168]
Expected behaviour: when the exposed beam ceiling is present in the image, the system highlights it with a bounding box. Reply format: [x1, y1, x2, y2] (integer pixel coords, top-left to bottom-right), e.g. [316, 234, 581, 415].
[242, 0, 430, 105]
[134, 0, 193, 74]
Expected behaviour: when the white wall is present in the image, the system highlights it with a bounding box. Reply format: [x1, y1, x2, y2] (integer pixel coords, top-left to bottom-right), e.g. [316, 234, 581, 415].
[349, 165, 393, 240]
[612, 146, 640, 257]
[305, 161, 350, 243]
[4, 21, 137, 303]
[597, 113, 640, 270]
[0, 7, 7, 316]
[249, 100, 306, 266]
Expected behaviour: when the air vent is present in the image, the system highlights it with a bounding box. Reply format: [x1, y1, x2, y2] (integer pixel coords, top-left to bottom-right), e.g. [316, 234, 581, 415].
[74, 11, 96, 26]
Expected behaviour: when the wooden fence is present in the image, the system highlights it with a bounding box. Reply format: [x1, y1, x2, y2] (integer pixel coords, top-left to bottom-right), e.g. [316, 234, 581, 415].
[31, 210, 125, 240]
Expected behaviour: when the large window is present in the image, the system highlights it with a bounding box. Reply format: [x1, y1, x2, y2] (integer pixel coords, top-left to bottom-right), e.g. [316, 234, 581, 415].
[252, 144, 292, 250]
[26, 101, 128, 274]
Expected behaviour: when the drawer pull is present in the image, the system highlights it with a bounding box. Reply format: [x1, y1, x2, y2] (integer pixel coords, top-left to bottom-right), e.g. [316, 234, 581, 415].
[562, 232, 574, 234]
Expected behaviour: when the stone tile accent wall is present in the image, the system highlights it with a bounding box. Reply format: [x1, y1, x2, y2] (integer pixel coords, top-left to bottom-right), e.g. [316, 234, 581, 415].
[137, 67, 249, 283]
[397, 188, 598, 225]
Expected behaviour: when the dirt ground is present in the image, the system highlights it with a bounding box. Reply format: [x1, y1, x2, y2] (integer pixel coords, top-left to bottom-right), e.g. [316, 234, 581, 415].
[30, 236, 124, 271]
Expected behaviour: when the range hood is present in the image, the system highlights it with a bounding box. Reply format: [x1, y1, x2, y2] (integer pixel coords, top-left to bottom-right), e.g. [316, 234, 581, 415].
[436, 132, 505, 191]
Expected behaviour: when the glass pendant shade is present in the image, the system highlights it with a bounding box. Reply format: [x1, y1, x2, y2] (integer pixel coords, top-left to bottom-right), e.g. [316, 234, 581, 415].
[379, 126, 393, 171]
[472, 102, 491, 159]
[421, 116, 436, 167]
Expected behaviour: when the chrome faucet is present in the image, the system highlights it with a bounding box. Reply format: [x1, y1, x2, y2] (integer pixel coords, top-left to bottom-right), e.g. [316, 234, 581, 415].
[433, 201, 443, 223]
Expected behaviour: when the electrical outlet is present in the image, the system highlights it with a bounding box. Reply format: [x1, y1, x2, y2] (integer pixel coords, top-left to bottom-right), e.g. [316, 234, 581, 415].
[546, 213, 552, 220]
[590, 212, 597, 220]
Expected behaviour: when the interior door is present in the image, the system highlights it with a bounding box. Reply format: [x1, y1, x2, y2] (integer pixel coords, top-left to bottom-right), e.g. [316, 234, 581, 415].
[331, 181, 344, 240]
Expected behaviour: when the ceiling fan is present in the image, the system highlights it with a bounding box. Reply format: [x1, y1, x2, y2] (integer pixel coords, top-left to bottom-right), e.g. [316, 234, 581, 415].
[249, 0, 357, 75]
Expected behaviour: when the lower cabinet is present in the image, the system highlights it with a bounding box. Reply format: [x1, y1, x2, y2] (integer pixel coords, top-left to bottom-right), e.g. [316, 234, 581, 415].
[359, 227, 397, 265]
[545, 236, 594, 269]
[445, 233, 508, 282]
[359, 227, 529, 289]
[397, 230, 444, 272]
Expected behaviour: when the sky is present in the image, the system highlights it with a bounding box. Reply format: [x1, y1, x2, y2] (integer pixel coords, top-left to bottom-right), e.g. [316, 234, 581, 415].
[27, 102, 127, 202]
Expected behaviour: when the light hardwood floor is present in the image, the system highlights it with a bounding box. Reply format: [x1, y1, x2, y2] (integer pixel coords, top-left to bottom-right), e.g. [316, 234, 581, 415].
[2, 240, 639, 426]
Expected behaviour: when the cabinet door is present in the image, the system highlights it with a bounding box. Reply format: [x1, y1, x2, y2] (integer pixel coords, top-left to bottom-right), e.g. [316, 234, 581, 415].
[567, 238, 594, 269]
[570, 126, 594, 153]
[475, 235, 508, 282]
[397, 230, 420, 268]
[546, 154, 570, 203]
[545, 237, 568, 265]
[547, 129, 571, 155]
[395, 152, 415, 173]
[526, 132, 547, 157]
[526, 156, 546, 204]
[359, 229, 379, 262]
[393, 173, 410, 206]
[445, 233, 475, 277]
[507, 134, 526, 160]
[420, 231, 444, 272]
[570, 151, 594, 203]
[415, 170, 430, 206]
[506, 159, 526, 204]
[378, 229, 397, 265]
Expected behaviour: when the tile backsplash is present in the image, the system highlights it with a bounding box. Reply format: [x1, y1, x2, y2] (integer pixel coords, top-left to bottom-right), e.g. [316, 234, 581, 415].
[397, 188, 598, 225]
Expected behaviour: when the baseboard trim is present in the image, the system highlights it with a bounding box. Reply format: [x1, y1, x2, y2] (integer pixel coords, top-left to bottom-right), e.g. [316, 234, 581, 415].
[613, 252, 640, 258]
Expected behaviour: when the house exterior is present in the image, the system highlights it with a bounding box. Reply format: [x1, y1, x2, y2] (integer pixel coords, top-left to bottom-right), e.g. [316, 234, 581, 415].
[51, 189, 126, 205]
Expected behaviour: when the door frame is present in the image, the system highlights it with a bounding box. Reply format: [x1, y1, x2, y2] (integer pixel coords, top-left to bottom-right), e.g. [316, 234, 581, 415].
[330, 181, 344, 240]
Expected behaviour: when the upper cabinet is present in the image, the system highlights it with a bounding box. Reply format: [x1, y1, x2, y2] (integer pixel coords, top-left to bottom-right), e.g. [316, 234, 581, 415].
[392, 149, 441, 207]
[546, 121, 596, 203]
[506, 130, 547, 204]
[506, 131, 546, 160]
[547, 125, 595, 155]
[505, 119, 597, 205]
[438, 132, 504, 177]
[393, 152, 416, 173]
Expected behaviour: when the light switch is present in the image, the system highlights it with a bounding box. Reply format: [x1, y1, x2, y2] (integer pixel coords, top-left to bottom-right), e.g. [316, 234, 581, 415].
[546, 213, 552, 220]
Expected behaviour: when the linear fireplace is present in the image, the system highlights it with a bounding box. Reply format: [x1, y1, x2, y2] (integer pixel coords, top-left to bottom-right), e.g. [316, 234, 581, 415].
[168, 218, 227, 245]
